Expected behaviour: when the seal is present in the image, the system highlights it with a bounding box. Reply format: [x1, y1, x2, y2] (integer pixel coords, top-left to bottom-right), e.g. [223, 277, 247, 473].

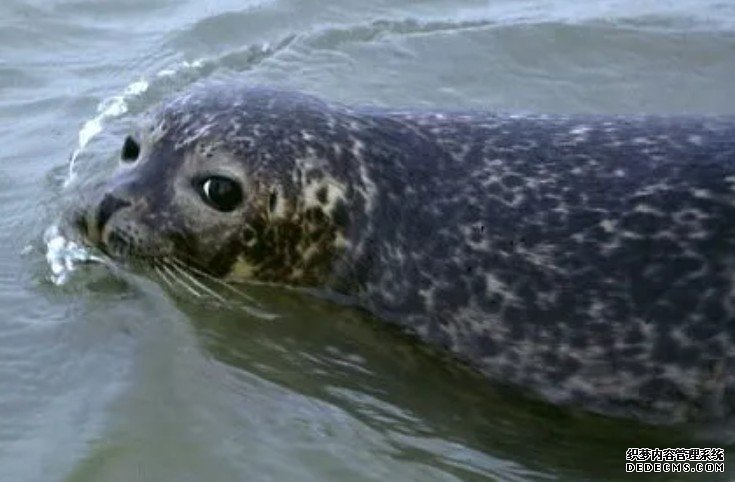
[74, 81, 735, 423]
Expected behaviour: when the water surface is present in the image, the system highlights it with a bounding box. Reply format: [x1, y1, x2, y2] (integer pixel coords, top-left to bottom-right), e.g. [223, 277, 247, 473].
[2, 0, 735, 480]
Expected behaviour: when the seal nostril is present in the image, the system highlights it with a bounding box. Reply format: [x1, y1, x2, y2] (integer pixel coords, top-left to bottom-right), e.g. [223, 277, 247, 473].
[97, 194, 131, 232]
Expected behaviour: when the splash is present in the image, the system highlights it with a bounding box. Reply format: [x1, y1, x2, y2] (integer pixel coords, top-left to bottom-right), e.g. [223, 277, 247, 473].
[43, 224, 104, 285]
[155, 59, 205, 78]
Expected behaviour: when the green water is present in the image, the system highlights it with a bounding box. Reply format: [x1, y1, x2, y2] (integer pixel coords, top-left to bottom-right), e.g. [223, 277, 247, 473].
[2, 0, 735, 480]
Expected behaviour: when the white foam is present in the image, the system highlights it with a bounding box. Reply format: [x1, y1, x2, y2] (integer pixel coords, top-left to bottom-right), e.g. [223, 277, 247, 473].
[43, 224, 104, 285]
[156, 59, 205, 78]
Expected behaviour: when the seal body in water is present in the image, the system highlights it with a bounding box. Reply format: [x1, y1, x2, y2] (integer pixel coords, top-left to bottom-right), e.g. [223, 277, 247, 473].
[75, 82, 735, 423]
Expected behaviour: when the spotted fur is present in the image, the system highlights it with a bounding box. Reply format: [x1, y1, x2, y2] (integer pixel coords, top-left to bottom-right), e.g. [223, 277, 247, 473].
[79, 82, 735, 423]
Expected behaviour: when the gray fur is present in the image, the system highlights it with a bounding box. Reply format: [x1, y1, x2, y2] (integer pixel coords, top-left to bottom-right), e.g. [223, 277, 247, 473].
[78, 82, 735, 423]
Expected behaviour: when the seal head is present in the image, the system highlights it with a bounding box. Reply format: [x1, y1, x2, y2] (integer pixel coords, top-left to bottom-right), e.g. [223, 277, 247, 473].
[78, 84, 365, 286]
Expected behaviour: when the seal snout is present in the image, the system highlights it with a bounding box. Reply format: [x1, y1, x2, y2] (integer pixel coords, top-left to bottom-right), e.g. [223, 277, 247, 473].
[73, 192, 133, 253]
[96, 194, 131, 235]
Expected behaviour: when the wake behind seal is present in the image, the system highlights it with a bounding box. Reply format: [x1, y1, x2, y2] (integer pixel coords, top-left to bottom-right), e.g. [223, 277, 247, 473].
[72, 81, 735, 424]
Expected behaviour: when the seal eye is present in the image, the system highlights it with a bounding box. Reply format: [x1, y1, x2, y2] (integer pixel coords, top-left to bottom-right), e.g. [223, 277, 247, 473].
[121, 136, 140, 162]
[198, 176, 243, 212]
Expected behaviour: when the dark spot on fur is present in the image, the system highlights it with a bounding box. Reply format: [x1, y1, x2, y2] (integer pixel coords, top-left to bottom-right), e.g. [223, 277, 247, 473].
[316, 186, 328, 204]
[305, 207, 326, 224]
[639, 378, 683, 402]
[306, 169, 324, 183]
[502, 174, 523, 188]
[477, 335, 498, 356]
[622, 212, 663, 235]
[269, 190, 278, 213]
[331, 200, 350, 229]
[243, 225, 257, 243]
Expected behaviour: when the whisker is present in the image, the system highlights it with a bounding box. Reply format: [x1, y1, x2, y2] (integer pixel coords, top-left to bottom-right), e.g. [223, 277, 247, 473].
[169, 257, 260, 304]
[150, 258, 278, 320]
[166, 261, 228, 303]
[171, 253, 256, 285]
[158, 261, 206, 299]
[231, 299, 279, 321]
[153, 263, 179, 291]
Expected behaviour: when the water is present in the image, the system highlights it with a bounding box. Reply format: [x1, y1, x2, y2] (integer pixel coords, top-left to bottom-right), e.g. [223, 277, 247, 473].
[2, 0, 735, 480]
